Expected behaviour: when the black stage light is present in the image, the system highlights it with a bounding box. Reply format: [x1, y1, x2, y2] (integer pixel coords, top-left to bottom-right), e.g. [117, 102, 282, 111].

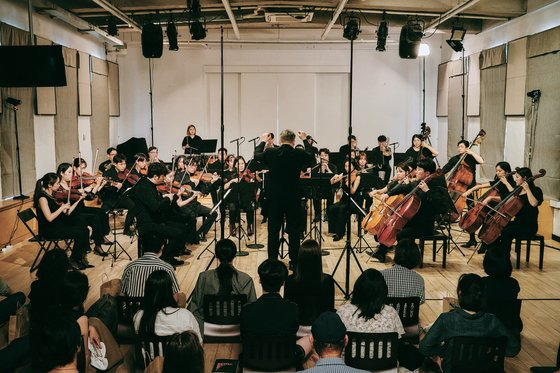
[446, 26, 466, 52]
[167, 21, 179, 50]
[7, 97, 22, 106]
[107, 17, 118, 36]
[343, 18, 361, 41]
[376, 13, 388, 51]
[190, 20, 207, 40]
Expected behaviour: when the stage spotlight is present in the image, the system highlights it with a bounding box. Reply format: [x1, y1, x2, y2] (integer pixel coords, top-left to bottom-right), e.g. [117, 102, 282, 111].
[419, 43, 430, 56]
[190, 20, 207, 40]
[107, 17, 118, 36]
[343, 18, 361, 41]
[446, 26, 466, 52]
[376, 13, 388, 51]
[167, 21, 179, 50]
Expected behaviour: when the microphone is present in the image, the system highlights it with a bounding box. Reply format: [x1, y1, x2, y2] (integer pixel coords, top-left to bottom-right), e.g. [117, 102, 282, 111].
[389, 142, 399, 146]
[230, 137, 245, 144]
[306, 135, 317, 145]
[248, 136, 259, 143]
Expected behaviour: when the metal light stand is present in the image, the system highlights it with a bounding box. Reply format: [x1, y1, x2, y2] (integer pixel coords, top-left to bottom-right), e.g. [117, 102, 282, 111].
[331, 35, 364, 300]
[7, 100, 28, 200]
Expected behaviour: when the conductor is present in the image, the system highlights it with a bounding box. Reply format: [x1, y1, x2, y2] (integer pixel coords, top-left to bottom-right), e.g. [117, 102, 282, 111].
[254, 130, 316, 269]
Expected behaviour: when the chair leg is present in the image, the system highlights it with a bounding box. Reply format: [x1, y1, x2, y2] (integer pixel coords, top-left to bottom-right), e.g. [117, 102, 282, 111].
[526, 240, 531, 263]
[419, 239, 425, 268]
[515, 240, 521, 269]
[432, 239, 436, 262]
[539, 237, 544, 270]
[443, 238, 447, 268]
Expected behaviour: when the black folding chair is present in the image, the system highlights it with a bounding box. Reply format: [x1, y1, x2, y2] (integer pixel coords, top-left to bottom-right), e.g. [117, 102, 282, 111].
[116, 296, 143, 344]
[203, 294, 247, 343]
[345, 331, 399, 371]
[449, 335, 507, 373]
[137, 334, 171, 369]
[240, 333, 298, 372]
[17, 208, 72, 272]
[386, 297, 421, 344]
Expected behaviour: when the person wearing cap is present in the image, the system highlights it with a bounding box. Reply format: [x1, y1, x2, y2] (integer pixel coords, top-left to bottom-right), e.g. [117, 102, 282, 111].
[298, 311, 369, 373]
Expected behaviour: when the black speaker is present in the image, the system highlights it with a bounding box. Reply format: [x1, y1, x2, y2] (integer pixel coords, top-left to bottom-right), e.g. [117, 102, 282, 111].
[142, 23, 163, 58]
[399, 23, 423, 59]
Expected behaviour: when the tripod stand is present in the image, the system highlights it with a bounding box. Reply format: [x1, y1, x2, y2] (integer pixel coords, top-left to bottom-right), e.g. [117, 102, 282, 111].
[278, 218, 289, 259]
[197, 189, 230, 267]
[6, 98, 28, 200]
[346, 193, 373, 254]
[103, 187, 134, 267]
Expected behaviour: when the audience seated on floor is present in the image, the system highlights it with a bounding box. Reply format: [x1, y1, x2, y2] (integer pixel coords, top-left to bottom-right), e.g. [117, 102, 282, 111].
[134, 270, 201, 342]
[188, 238, 257, 332]
[284, 239, 335, 320]
[298, 311, 369, 373]
[381, 239, 425, 304]
[481, 247, 523, 339]
[420, 273, 521, 372]
[337, 268, 424, 371]
[121, 235, 181, 298]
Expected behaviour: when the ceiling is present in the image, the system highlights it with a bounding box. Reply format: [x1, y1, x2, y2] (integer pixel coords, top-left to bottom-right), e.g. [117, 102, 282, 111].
[32, 0, 529, 43]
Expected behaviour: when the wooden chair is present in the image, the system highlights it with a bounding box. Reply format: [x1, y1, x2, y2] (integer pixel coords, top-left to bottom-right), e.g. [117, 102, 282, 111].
[345, 331, 399, 372]
[448, 335, 507, 373]
[203, 294, 247, 343]
[514, 234, 545, 270]
[386, 297, 421, 344]
[240, 333, 298, 372]
[418, 234, 449, 268]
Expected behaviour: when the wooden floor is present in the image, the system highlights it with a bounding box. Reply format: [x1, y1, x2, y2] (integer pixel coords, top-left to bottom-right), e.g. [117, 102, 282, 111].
[1, 204, 559, 372]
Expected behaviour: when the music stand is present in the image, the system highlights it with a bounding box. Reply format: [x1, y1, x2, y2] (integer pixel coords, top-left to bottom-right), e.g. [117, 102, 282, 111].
[301, 176, 332, 255]
[200, 139, 218, 154]
[196, 189, 231, 269]
[103, 187, 134, 267]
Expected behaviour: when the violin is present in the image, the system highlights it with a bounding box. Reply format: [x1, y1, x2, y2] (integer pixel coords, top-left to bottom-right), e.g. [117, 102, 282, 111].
[458, 171, 515, 234]
[53, 185, 85, 205]
[445, 130, 486, 222]
[478, 169, 545, 245]
[376, 170, 442, 247]
[118, 169, 142, 186]
[240, 168, 256, 183]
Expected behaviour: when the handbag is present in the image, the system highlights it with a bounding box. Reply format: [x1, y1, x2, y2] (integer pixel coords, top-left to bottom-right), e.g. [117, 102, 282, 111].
[8, 303, 29, 343]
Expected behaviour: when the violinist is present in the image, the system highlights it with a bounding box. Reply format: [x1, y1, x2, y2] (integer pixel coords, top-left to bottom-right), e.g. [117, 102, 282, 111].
[461, 162, 514, 251]
[339, 135, 358, 159]
[148, 146, 165, 165]
[370, 135, 392, 184]
[57, 162, 110, 258]
[207, 147, 228, 205]
[373, 159, 447, 263]
[442, 139, 484, 247]
[490, 167, 543, 255]
[72, 157, 106, 197]
[327, 159, 362, 242]
[368, 160, 414, 198]
[223, 156, 257, 237]
[98, 147, 117, 173]
[356, 152, 374, 211]
[182, 124, 203, 155]
[404, 134, 438, 162]
[133, 162, 190, 267]
[100, 153, 137, 236]
[34, 173, 91, 270]
[174, 156, 219, 242]
[311, 148, 337, 223]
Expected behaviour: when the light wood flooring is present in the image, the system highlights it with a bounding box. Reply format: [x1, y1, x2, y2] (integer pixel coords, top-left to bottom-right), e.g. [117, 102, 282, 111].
[1, 205, 559, 372]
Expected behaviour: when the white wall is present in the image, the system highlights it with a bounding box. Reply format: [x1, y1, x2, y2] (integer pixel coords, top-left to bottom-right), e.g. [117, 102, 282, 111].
[118, 35, 443, 162]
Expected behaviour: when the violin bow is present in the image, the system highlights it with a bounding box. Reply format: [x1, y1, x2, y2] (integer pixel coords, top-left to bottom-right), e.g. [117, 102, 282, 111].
[92, 148, 99, 175]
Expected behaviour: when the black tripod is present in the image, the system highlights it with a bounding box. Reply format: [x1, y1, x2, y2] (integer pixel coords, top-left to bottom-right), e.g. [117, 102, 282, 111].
[103, 187, 133, 267]
[278, 219, 289, 259]
[6, 98, 27, 200]
[197, 189, 230, 267]
[346, 193, 373, 254]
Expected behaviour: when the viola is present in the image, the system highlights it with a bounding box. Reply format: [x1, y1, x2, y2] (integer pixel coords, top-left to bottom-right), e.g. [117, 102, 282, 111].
[478, 169, 545, 245]
[53, 185, 84, 205]
[445, 130, 486, 222]
[118, 169, 142, 186]
[376, 170, 442, 247]
[458, 171, 515, 234]
[192, 171, 215, 183]
[240, 169, 256, 183]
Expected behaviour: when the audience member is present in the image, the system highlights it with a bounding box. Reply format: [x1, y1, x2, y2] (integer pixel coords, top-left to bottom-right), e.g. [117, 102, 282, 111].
[240, 259, 298, 336]
[121, 235, 181, 298]
[0, 277, 26, 324]
[188, 239, 257, 331]
[337, 269, 423, 370]
[381, 239, 425, 304]
[32, 313, 82, 373]
[134, 270, 201, 342]
[0, 279, 28, 371]
[298, 311, 369, 373]
[163, 331, 205, 373]
[284, 240, 335, 324]
[482, 248, 523, 338]
[420, 273, 521, 372]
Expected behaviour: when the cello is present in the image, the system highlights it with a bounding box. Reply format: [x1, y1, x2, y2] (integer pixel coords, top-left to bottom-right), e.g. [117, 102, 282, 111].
[458, 170, 515, 234]
[445, 130, 486, 222]
[478, 169, 545, 245]
[376, 169, 442, 247]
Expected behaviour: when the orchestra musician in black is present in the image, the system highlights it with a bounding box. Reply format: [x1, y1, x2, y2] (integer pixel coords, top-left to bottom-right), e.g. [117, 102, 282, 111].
[182, 124, 203, 155]
[370, 135, 392, 185]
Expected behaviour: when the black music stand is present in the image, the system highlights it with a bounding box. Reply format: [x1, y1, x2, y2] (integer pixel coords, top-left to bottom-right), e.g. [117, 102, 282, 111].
[200, 139, 218, 154]
[103, 187, 134, 267]
[196, 190, 230, 269]
[301, 176, 332, 255]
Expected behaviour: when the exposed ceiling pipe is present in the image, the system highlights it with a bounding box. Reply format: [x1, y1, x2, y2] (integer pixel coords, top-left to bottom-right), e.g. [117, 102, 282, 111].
[91, 0, 142, 31]
[320, 0, 348, 40]
[221, 0, 241, 39]
[425, 0, 483, 31]
[34, 0, 124, 46]
[28, 0, 35, 45]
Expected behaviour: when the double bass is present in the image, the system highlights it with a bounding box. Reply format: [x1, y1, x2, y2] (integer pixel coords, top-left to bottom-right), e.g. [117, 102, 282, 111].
[478, 169, 546, 245]
[458, 170, 515, 234]
[376, 170, 442, 247]
[445, 130, 486, 222]
[417, 123, 431, 161]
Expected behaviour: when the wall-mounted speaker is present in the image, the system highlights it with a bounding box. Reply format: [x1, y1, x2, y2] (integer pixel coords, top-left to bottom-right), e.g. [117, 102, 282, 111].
[142, 23, 163, 58]
[399, 23, 423, 59]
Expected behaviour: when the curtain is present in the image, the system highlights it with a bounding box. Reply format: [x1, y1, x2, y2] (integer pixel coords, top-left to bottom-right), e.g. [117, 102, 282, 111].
[78, 51, 92, 116]
[479, 65, 507, 179]
[0, 23, 36, 198]
[527, 26, 560, 58]
[505, 38, 528, 116]
[447, 75, 465, 158]
[467, 52, 480, 116]
[479, 44, 507, 69]
[436, 62, 450, 117]
[108, 61, 120, 117]
[91, 57, 110, 157]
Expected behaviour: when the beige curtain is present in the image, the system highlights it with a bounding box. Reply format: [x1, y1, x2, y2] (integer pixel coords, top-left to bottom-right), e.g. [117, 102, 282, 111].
[505, 38, 528, 116]
[77, 51, 92, 116]
[91, 58, 110, 157]
[479, 44, 507, 69]
[479, 65, 507, 180]
[527, 26, 560, 58]
[108, 62, 120, 117]
[467, 53, 481, 116]
[0, 23, 36, 198]
[436, 62, 450, 117]
[447, 75, 466, 158]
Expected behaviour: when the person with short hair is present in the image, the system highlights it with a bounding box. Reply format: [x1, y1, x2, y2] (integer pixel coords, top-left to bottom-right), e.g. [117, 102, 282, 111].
[240, 259, 298, 336]
[312, 148, 337, 223]
[339, 135, 358, 159]
[420, 273, 520, 372]
[404, 134, 438, 163]
[98, 147, 118, 173]
[370, 135, 392, 184]
[381, 239, 425, 304]
[188, 239, 257, 331]
[162, 331, 205, 373]
[120, 235, 181, 297]
[182, 124, 203, 155]
[299, 311, 369, 373]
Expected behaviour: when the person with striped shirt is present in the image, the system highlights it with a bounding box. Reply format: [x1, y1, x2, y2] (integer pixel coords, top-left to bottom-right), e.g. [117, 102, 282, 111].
[120, 235, 180, 298]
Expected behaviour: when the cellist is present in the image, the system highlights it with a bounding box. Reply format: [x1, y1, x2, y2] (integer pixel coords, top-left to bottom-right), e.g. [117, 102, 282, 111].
[372, 159, 447, 263]
[442, 139, 484, 247]
[405, 134, 439, 162]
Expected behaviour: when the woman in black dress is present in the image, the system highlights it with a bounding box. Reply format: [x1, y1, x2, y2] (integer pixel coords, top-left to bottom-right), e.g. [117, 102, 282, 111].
[182, 124, 203, 155]
[404, 134, 438, 162]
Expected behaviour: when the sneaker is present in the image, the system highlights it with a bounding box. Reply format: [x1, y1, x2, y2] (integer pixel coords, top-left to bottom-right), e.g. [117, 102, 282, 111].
[163, 257, 185, 267]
